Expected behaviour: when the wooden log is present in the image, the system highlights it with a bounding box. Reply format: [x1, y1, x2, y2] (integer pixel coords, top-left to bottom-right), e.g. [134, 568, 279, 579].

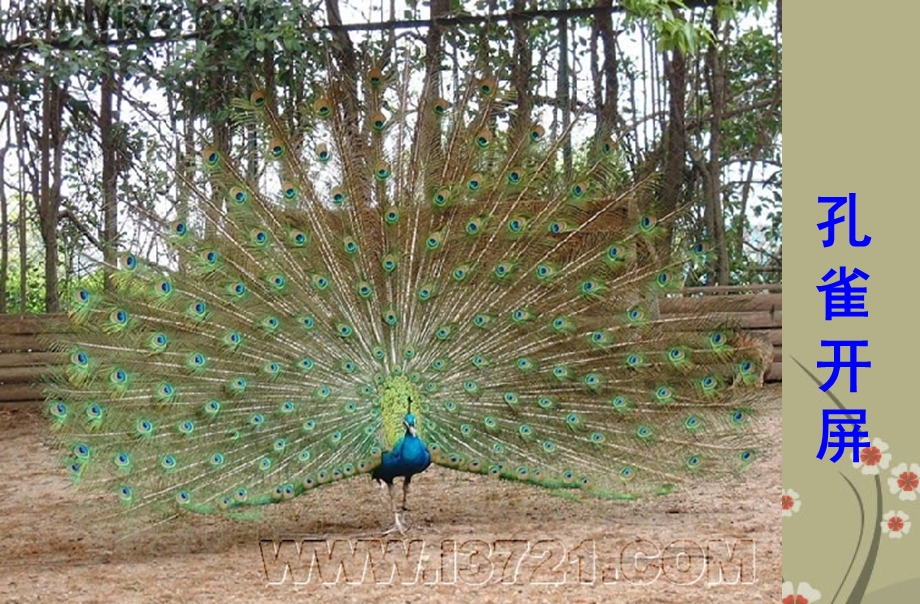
[765, 362, 782, 382]
[734, 310, 782, 329]
[0, 365, 50, 388]
[729, 328, 782, 346]
[0, 291, 785, 392]
[0, 384, 45, 404]
[0, 352, 65, 366]
[0, 314, 69, 335]
[660, 293, 781, 314]
[0, 334, 58, 353]
[0, 365, 50, 383]
[679, 284, 782, 295]
[660, 310, 782, 330]
[754, 328, 783, 346]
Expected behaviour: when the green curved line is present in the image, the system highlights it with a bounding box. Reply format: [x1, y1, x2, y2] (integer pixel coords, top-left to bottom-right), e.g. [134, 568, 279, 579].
[830, 472, 865, 604]
[791, 356, 850, 412]
[792, 356, 883, 604]
[845, 475, 883, 604]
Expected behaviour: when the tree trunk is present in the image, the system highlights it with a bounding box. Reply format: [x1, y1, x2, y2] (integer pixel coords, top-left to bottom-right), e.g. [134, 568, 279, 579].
[204, 44, 229, 238]
[418, 0, 449, 191]
[510, 0, 532, 142]
[324, 0, 365, 201]
[38, 75, 65, 313]
[100, 67, 118, 291]
[0, 141, 8, 313]
[704, 12, 729, 285]
[424, 0, 449, 102]
[659, 44, 687, 255]
[557, 0, 572, 178]
[192, 0, 232, 238]
[15, 99, 29, 312]
[593, 0, 619, 145]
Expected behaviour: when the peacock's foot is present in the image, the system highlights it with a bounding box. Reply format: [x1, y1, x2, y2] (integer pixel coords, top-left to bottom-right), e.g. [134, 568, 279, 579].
[382, 511, 408, 536]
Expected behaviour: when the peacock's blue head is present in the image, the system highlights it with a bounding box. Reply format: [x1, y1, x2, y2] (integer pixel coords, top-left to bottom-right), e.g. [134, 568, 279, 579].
[404, 413, 418, 435]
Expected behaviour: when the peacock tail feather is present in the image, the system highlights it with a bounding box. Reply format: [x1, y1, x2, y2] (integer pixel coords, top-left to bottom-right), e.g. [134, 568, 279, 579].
[44, 59, 767, 521]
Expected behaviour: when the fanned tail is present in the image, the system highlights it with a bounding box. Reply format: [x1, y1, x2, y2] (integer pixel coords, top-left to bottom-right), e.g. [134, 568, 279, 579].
[44, 59, 768, 521]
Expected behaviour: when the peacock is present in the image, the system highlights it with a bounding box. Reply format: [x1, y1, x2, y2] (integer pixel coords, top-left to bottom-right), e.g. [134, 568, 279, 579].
[43, 56, 768, 536]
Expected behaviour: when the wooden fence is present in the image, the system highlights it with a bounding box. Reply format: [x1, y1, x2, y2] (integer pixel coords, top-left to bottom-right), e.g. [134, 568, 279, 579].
[0, 285, 782, 405]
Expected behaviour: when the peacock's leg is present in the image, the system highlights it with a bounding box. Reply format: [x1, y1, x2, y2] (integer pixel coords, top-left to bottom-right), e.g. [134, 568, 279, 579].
[381, 481, 407, 535]
[401, 475, 412, 511]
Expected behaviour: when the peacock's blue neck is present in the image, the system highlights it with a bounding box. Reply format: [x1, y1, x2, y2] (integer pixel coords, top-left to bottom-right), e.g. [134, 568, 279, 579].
[397, 432, 431, 471]
[372, 421, 432, 482]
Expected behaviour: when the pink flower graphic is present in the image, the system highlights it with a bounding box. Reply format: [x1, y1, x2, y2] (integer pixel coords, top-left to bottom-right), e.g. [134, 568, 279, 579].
[881, 511, 911, 539]
[852, 437, 891, 475]
[782, 581, 821, 603]
[888, 463, 920, 501]
[782, 488, 801, 518]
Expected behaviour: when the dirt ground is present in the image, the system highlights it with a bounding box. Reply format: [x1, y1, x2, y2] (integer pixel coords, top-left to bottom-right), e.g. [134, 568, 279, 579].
[0, 386, 781, 603]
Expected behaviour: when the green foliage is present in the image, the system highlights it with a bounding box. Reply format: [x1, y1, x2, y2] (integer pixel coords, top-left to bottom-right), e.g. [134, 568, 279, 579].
[4, 262, 46, 314]
[722, 26, 782, 283]
[0, 192, 107, 313]
[621, 0, 772, 55]
[0, 0, 780, 313]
